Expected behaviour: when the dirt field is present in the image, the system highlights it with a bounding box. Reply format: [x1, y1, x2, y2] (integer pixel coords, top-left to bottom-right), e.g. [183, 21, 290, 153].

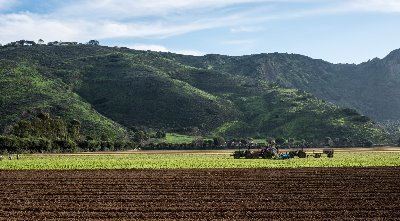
[0, 167, 399, 220]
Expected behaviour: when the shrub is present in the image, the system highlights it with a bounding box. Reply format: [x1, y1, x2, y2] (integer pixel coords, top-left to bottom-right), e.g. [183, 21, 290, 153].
[363, 140, 373, 147]
[352, 116, 370, 123]
[213, 136, 225, 146]
[53, 139, 77, 152]
[100, 141, 114, 151]
[0, 136, 17, 152]
[275, 137, 286, 145]
[31, 138, 52, 152]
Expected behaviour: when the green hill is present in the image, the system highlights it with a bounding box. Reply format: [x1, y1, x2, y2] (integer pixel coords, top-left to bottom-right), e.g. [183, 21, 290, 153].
[169, 51, 400, 122]
[0, 59, 129, 141]
[0, 44, 389, 144]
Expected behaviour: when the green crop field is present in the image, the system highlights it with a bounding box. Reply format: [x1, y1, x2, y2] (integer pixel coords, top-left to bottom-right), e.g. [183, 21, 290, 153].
[163, 133, 197, 144]
[0, 152, 400, 170]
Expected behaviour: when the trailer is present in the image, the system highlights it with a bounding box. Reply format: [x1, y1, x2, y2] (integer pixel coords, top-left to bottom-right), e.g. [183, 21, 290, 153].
[306, 149, 334, 158]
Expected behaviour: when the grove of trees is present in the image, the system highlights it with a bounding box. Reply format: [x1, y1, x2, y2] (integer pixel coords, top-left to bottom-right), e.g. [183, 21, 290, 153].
[0, 111, 131, 153]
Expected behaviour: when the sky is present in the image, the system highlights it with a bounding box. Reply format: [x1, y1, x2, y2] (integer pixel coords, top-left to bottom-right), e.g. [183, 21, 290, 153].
[0, 0, 400, 64]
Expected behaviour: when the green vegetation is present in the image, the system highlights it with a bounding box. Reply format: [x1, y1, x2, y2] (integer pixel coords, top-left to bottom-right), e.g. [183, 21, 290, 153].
[0, 152, 399, 170]
[170, 51, 400, 123]
[0, 43, 391, 145]
[0, 60, 129, 140]
[164, 133, 196, 144]
[0, 110, 134, 153]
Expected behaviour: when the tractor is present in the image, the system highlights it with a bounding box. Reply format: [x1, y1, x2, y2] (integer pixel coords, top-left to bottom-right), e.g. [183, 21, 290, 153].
[288, 149, 307, 158]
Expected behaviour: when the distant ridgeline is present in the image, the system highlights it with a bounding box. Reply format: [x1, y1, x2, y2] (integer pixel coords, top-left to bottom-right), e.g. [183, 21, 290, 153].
[0, 39, 395, 151]
[1, 39, 99, 47]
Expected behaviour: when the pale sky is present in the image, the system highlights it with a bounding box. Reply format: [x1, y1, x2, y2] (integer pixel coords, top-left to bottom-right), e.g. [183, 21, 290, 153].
[1, 0, 400, 64]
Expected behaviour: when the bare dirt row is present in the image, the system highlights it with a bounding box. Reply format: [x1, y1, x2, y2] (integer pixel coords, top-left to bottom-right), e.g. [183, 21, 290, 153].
[0, 167, 399, 220]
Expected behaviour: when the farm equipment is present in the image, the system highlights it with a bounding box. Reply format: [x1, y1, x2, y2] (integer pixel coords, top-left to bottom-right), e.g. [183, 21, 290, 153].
[322, 149, 334, 158]
[232, 145, 334, 159]
[302, 149, 334, 158]
[288, 149, 307, 158]
[231, 145, 293, 160]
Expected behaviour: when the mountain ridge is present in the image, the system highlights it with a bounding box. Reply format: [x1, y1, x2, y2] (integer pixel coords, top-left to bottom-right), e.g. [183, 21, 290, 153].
[167, 48, 400, 122]
[0, 43, 392, 144]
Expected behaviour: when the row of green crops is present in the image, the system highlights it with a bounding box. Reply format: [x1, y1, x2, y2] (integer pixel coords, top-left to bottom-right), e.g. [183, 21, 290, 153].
[0, 152, 400, 170]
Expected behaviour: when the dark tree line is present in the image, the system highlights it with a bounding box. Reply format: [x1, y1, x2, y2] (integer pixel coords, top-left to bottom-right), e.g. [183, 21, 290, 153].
[140, 136, 226, 150]
[0, 111, 132, 153]
[0, 110, 383, 153]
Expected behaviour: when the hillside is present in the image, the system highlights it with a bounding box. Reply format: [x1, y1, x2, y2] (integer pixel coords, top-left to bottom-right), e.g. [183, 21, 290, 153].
[0, 44, 389, 143]
[0, 59, 129, 141]
[169, 51, 400, 122]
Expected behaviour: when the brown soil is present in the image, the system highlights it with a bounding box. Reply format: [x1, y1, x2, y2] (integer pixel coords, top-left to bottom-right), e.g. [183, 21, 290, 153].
[0, 167, 399, 220]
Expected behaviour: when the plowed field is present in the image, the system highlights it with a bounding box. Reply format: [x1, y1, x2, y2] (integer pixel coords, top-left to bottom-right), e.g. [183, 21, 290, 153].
[0, 167, 399, 220]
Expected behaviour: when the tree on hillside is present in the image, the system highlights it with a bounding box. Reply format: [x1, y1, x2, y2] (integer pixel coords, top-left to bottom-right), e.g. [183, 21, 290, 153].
[266, 137, 275, 146]
[190, 127, 201, 136]
[364, 140, 373, 147]
[37, 111, 50, 121]
[213, 136, 225, 146]
[47, 41, 59, 46]
[275, 137, 286, 146]
[10, 112, 81, 142]
[287, 138, 295, 148]
[324, 137, 334, 147]
[12, 120, 32, 138]
[68, 119, 81, 140]
[191, 138, 204, 147]
[133, 131, 150, 146]
[155, 130, 166, 138]
[87, 40, 99, 46]
[38, 39, 44, 45]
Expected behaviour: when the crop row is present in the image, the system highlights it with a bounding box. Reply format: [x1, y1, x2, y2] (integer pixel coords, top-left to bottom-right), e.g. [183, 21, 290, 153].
[1, 152, 400, 169]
